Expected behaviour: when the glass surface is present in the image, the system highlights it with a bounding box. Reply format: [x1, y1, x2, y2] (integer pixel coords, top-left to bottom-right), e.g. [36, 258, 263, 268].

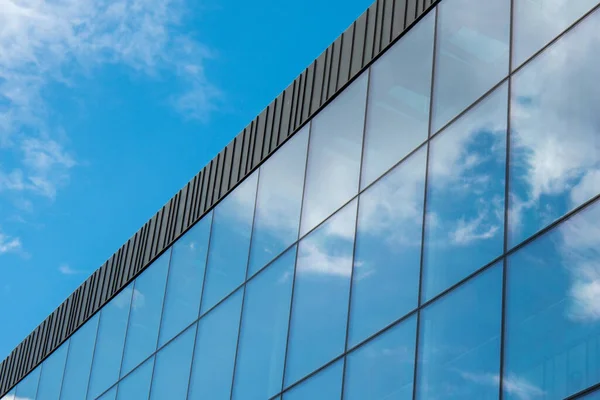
[120, 250, 169, 376]
[88, 285, 133, 399]
[299, 73, 367, 236]
[582, 389, 600, 400]
[432, 0, 510, 133]
[349, 147, 426, 347]
[150, 324, 196, 400]
[416, 263, 502, 400]
[15, 366, 41, 400]
[188, 289, 243, 400]
[423, 84, 507, 301]
[97, 387, 117, 400]
[361, 11, 434, 189]
[283, 359, 344, 400]
[36, 340, 69, 400]
[1, 391, 14, 400]
[232, 246, 296, 400]
[248, 126, 309, 276]
[285, 200, 357, 387]
[505, 199, 600, 400]
[512, 0, 599, 69]
[509, 8, 600, 248]
[116, 357, 154, 400]
[344, 316, 417, 400]
[201, 172, 258, 313]
[60, 315, 99, 400]
[159, 213, 211, 346]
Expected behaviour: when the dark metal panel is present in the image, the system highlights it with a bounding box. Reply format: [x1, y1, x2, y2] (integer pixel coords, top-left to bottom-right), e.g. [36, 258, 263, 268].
[254, 110, 267, 168]
[328, 37, 342, 97]
[382, 0, 394, 48]
[365, 6, 377, 63]
[392, 0, 407, 39]
[312, 53, 325, 114]
[229, 136, 242, 188]
[209, 154, 220, 207]
[302, 62, 315, 123]
[199, 163, 211, 216]
[406, 0, 417, 26]
[279, 85, 294, 142]
[264, 103, 276, 156]
[321, 47, 332, 104]
[374, 0, 385, 53]
[352, 14, 367, 75]
[239, 128, 250, 179]
[221, 142, 234, 197]
[157, 202, 171, 251]
[271, 94, 284, 151]
[293, 73, 305, 132]
[339, 25, 354, 89]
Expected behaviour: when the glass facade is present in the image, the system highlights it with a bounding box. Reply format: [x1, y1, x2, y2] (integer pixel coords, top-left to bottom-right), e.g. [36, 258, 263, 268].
[5, 0, 600, 399]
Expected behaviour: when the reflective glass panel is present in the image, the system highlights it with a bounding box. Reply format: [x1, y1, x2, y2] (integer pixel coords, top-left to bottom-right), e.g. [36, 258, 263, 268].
[361, 11, 434, 189]
[88, 284, 133, 399]
[423, 84, 507, 301]
[416, 263, 502, 400]
[188, 289, 243, 400]
[159, 213, 211, 346]
[512, 0, 599, 69]
[1, 391, 14, 400]
[97, 387, 117, 400]
[432, 0, 510, 133]
[582, 389, 600, 400]
[509, 9, 600, 248]
[285, 200, 357, 387]
[232, 246, 296, 400]
[349, 147, 426, 347]
[201, 172, 258, 313]
[344, 316, 417, 400]
[36, 340, 69, 400]
[120, 250, 169, 376]
[60, 315, 99, 400]
[150, 324, 196, 400]
[283, 359, 344, 400]
[248, 126, 309, 276]
[15, 366, 41, 400]
[300, 73, 367, 236]
[116, 357, 154, 400]
[505, 199, 600, 400]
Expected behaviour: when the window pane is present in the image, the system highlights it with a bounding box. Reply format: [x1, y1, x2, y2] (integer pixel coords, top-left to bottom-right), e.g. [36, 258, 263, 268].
[508, 9, 600, 248]
[120, 251, 169, 376]
[88, 284, 133, 399]
[361, 11, 434, 189]
[285, 200, 357, 387]
[150, 324, 196, 400]
[37, 340, 69, 400]
[159, 213, 211, 346]
[512, 0, 599, 69]
[248, 126, 308, 277]
[283, 359, 344, 400]
[505, 199, 600, 400]
[60, 315, 99, 400]
[97, 387, 116, 400]
[233, 246, 296, 400]
[15, 366, 41, 400]
[116, 357, 154, 400]
[416, 263, 502, 400]
[432, 0, 510, 133]
[349, 147, 426, 347]
[1, 391, 14, 400]
[299, 73, 367, 236]
[423, 84, 507, 301]
[344, 316, 417, 400]
[188, 289, 243, 400]
[582, 389, 600, 400]
[201, 172, 258, 313]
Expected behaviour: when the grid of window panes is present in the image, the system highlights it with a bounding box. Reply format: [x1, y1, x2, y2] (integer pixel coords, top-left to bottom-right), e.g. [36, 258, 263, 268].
[4, 0, 600, 399]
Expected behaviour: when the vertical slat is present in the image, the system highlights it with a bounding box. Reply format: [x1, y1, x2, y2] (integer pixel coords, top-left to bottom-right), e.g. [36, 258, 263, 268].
[352, 14, 367, 76]
[374, 0, 385, 53]
[239, 128, 250, 179]
[321, 47, 332, 104]
[254, 110, 267, 168]
[264, 104, 275, 156]
[392, 0, 407, 39]
[280, 85, 294, 142]
[302, 62, 315, 123]
[221, 142, 234, 197]
[312, 54, 325, 114]
[328, 37, 342, 97]
[406, 0, 417, 26]
[293, 73, 305, 131]
[213, 152, 225, 205]
[339, 25, 354, 89]
[365, 7, 377, 64]
[382, 0, 394, 48]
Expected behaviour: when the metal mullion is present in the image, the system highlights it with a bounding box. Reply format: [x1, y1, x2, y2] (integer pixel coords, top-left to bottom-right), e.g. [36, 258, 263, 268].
[280, 120, 313, 393]
[114, 278, 137, 399]
[412, 5, 438, 400]
[340, 65, 372, 400]
[229, 168, 262, 400]
[185, 210, 216, 400]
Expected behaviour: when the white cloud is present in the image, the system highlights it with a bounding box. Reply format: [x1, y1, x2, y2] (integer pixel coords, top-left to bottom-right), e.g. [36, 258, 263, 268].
[0, 0, 218, 212]
[450, 212, 500, 246]
[459, 372, 545, 400]
[0, 229, 22, 254]
[296, 240, 354, 278]
[1, 394, 33, 400]
[58, 263, 84, 275]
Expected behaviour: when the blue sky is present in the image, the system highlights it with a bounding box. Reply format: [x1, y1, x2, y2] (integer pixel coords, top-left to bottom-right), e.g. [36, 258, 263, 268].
[0, 0, 373, 363]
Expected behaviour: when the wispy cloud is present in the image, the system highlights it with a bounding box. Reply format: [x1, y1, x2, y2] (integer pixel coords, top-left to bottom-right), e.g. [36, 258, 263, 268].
[0, 229, 22, 254]
[58, 263, 85, 275]
[0, 0, 218, 218]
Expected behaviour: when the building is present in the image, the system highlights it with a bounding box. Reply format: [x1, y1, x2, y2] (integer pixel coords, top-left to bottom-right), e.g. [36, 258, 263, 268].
[3, 0, 600, 398]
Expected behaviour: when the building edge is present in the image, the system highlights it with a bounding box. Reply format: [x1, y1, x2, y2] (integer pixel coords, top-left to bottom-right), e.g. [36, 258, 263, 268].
[0, 0, 437, 395]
